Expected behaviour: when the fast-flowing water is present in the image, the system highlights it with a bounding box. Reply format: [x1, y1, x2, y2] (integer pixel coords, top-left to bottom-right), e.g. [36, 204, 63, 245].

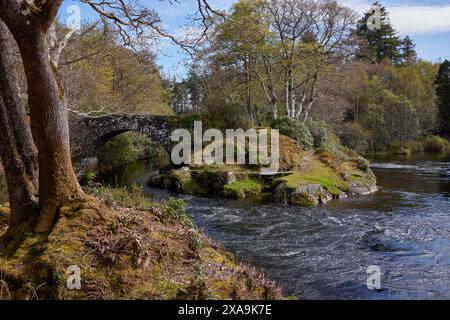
[101, 152, 450, 299]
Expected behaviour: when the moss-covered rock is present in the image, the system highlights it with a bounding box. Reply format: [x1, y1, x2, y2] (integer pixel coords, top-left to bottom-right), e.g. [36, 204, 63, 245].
[193, 169, 237, 195]
[272, 147, 376, 205]
[168, 167, 192, 193]
[223, 179, 264, 199]
[274, 183, 331, 206]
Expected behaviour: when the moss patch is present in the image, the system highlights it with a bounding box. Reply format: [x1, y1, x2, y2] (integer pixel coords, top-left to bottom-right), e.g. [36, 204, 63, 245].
[223, 179, 263, 199]
[278, 162, 349, 196]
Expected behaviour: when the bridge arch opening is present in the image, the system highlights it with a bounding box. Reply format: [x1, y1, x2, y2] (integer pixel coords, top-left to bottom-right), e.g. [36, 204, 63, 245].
[70, 114, 177, 183]
[93, 131, 170, 186]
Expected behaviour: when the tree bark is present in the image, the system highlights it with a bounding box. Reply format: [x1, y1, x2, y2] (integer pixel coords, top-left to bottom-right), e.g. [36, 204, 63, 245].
[0, 2, 85, 232]
[244, 57, 254, 125]
[18, 30, 85, 232]
[0, 20, 39, 227]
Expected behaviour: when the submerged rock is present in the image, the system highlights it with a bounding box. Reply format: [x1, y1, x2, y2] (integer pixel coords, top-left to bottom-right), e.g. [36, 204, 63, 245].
[349, 183, 378, 195]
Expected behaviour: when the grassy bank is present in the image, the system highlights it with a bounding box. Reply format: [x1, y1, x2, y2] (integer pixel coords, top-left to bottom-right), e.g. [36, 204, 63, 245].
[0, 184, 284, 300]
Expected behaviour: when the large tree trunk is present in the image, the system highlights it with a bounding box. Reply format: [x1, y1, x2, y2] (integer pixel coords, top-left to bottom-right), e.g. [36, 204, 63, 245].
[15, 29, 85, 232]
[0, 1, 86, 233]
[244, 57, 254, 125]
[0, 20, 39, 227]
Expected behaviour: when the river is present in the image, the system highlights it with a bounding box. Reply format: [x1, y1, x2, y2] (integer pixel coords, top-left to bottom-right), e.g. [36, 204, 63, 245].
[100, 152, 450, 300]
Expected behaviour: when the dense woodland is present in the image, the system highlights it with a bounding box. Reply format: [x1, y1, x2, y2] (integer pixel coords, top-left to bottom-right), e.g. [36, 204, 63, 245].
[171, 1, 450, 155]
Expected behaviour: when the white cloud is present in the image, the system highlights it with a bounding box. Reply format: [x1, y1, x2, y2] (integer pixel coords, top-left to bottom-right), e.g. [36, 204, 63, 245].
[389, 5, 450, 35]
[342, 0, 450, 35]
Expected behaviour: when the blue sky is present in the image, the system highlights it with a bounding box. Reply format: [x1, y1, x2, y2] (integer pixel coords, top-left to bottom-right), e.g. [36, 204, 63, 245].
[59, 0, 450, 79]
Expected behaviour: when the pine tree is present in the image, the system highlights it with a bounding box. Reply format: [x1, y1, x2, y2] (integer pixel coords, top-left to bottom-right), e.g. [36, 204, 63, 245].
[400, 36, 417, 65]
[357, 2, 402, 64]
[435, 60, 450, 135]
[187, 69, 203, 112]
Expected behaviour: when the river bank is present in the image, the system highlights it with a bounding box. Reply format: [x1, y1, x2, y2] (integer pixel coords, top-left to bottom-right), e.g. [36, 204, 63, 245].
[0, 185, 284, 300]
[94, 151, 450, 299]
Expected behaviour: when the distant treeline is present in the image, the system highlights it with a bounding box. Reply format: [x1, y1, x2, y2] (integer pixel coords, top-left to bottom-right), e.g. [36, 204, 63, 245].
[167, 1, 450, 154]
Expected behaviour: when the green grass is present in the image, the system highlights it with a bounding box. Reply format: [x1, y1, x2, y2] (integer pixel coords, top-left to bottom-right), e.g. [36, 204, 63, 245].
[92, 184, 156, 210]
[223, 179, 263, 199]
[278, 163, 349, 196]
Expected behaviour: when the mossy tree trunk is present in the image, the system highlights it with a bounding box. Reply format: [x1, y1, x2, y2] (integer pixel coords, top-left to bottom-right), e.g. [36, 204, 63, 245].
[0, 1, 86, 233]
[0, 20, 39, 227]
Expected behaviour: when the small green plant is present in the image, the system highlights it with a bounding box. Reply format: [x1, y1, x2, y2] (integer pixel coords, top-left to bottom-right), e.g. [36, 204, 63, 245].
[187, 229, 203, 253]
[162, 197, 193, 227]
[190, 263, 209, 299]
[84, 172, 97, 188]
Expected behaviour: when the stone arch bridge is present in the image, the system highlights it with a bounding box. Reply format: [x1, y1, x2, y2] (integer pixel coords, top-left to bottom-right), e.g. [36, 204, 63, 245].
[70, 114, 181, 161]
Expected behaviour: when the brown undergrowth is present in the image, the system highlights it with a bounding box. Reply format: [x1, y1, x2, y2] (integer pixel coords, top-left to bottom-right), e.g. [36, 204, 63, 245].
[0, 188, 283, 300]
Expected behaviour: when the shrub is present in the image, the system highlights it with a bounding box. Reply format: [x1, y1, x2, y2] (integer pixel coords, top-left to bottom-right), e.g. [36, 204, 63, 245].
[354, 156, 370, 171]
[307, 121, 348, 160]
[162, 197, 193, 227]
[307, 120, 329, 148]
[404, 140, 425, 153]
[423, 135, 450, 153]
[84, 172, 97, 188]
[271, 117, 313, 148]
[171, 113, 203, 133]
